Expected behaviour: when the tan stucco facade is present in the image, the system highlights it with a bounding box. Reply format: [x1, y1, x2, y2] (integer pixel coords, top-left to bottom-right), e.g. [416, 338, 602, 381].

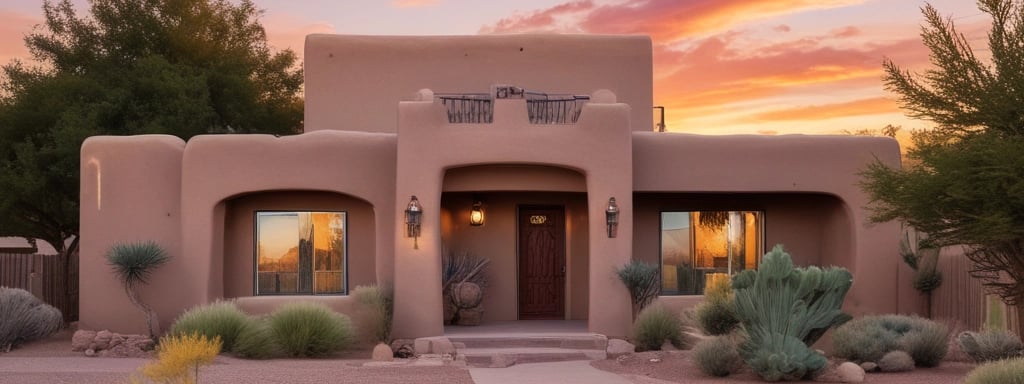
[79, 34, 910, 339]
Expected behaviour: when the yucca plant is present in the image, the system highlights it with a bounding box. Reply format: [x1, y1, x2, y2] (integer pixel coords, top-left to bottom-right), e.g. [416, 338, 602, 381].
[616, 259, 660, 321]
[732, 245, 853, 381]
[107, 241, 170, 339]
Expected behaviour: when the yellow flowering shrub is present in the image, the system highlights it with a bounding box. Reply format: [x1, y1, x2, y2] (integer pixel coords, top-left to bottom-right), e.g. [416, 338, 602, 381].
[142, 332, 222, 383]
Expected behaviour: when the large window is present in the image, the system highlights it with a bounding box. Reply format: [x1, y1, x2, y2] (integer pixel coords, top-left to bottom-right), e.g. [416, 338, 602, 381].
[255, 211, 346, 295]
[660, 211, 763, 295]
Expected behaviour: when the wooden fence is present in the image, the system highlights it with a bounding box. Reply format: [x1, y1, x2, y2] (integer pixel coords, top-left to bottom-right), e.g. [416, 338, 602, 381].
[931, 247, 1019, 333]
[0, 252, 79, 322]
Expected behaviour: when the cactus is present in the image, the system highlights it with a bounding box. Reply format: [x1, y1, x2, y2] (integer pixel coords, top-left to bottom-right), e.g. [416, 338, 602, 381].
[732, 245, 853, 381]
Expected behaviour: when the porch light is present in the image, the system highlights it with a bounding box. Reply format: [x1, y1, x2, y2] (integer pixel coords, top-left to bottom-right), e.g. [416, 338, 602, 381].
[469, 200, 484, 226]
[606, 197, 619, 238]
[405, 195, 422, 249]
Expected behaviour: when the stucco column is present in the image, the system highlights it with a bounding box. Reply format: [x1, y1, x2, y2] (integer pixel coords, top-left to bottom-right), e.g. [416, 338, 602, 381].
[392, 100, 447, 338]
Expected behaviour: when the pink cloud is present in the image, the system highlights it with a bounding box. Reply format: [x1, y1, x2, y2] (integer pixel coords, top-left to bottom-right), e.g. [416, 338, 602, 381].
[391, 0, 441, 8]
[774, 24, 792, 33]
[480, 0, 594, 34]
[261, 14, 335, 61]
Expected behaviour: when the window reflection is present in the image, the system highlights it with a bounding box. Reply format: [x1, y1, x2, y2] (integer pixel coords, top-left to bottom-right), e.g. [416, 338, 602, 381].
[660, 211, 762, 295]
[256, 211, 346, 295]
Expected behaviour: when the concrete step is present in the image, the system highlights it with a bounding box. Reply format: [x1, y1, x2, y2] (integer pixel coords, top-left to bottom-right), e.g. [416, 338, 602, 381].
[459, 347, 607, 368]
[448, 334, 608, 350]
[448, 334, 609, 368]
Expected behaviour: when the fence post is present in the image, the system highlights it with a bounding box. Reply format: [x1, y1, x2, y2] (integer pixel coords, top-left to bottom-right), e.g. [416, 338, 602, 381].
[29, 254, 45, 301]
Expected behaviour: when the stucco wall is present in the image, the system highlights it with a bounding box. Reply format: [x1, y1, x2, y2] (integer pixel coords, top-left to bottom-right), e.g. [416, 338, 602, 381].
[222, 191, 377, 299]
[441, 191, 589, 322]
[632, 132, 908, 317]
[304, 34, 653, 134]
[80, 135, 186, 334]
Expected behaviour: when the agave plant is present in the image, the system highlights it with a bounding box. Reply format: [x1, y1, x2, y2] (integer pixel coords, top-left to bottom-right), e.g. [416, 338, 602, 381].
[107, 241, 170, 339]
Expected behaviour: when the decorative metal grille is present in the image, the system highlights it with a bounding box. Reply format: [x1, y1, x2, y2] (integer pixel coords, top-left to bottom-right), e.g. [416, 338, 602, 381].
[525, 91, 590, 124]
[436, 93, 493, 123]
[434, 88, 590, 124]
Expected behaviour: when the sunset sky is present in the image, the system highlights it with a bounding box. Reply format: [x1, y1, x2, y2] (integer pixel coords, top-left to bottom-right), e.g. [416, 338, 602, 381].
[0, 0, 990, 135]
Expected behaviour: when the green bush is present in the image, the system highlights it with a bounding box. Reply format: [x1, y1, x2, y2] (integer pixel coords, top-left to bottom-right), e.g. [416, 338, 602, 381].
[959, 330, 1024, 363]
[169, 301, 249, 352]
[353, 284, 394, 343]
[832, 315, 948, 367]
[694, 276, 739, 336]
[693, 336, 742, 377]
[732, 245, 851, 381]
[0, 287, 63, 351]
[616, 259, 660, 321]
[232, 318, 280, 359]
[268, 302, 353, 357]
[632, 304, 682, 351]
[878, 350, 915, 372]
[965, 357, 1024, 384]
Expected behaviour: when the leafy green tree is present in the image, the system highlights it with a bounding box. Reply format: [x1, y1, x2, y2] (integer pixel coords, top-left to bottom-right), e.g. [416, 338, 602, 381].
[0, 0, 303, 259]
[861, 0, 1024, 334]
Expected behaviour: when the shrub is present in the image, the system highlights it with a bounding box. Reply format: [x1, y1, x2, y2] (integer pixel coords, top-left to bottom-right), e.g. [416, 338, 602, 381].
[878, 350, 915, 372]
[142, 332, 221, 383]
[0, 287, 63, 351]
[693, 336, 742, 377]
[352, 284, 394, 343]
[232, 318, 279, 359]
[694, 276, 739, 336]
[169, 301, 249, 352]
[616, 259, 660, 321]
[732, 245, 852, 381]
[832, 314, 948, 367]
[964, 357, 1024, 384]
[268, 302, 353, 357]
[959, 330, 1024, 363]
[106, 241, 170, 339]
[632, 304, 682, 351]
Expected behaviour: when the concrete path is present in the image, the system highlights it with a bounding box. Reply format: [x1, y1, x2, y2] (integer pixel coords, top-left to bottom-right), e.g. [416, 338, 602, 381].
[470, 360, 633, 384]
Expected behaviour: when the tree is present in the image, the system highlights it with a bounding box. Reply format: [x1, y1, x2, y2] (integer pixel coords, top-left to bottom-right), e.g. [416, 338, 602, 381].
[860, 0, 1024, 334]
[0, 0, 303, 259]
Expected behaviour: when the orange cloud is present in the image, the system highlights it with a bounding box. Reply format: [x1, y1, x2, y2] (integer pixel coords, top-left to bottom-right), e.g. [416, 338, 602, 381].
[480, 1, 594, 34]
[391, 0, 441, 8]
[742, 97, 900, 122]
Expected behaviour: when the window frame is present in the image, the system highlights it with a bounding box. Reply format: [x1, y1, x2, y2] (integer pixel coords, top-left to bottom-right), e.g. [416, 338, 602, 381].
[253, 210, 349, 296]
[658, 210, 765, 296]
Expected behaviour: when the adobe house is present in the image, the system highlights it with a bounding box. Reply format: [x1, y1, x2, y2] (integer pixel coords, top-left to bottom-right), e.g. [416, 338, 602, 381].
[79, 34, 909, 339]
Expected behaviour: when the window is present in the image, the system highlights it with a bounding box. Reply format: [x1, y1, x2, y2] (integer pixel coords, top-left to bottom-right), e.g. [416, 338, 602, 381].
[255, 211, 346, 295]
[660, 211, 763, 295]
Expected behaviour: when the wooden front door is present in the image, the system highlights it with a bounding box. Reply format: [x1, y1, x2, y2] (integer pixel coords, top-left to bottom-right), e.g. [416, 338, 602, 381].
[518, 205, 566, 320]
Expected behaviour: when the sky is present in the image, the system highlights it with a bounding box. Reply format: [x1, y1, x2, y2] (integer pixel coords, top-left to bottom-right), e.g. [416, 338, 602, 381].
[0, 0, 991, 136]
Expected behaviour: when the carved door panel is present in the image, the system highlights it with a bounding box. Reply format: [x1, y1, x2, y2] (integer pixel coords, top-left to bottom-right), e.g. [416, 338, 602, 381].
[518, 206, 566, 319]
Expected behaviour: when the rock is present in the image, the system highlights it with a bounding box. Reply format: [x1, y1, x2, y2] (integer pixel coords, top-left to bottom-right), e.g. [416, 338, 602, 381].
[372, 343, 394, 361]
[859, 362, 878, 372]
[71, 330, 97, 351]
[431, 338, 456, 355]
[878, 350, 915, 372]
[93, 330, 113, 350]
[84, 348, 96, 357]
[109, 334, 126, 348]
[606, 339, 636, 357]
[660, 340, 678, 351]
[455, 308, 483, 326]
[126, 335, 155, 351]
[390, 339, 414, 358]
[414, 338, 432, 356]
[452, 282, 483, 309]
[836, 362, 866, 382]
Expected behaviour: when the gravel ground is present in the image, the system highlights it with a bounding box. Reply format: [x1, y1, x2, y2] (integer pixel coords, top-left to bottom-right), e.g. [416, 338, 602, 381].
[592, 350, 977, 384]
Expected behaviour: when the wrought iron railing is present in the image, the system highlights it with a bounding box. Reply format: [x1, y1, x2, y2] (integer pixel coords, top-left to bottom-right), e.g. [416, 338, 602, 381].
[433, 88, 590, 125]
[525, 91, 590, 124]
[436, 93, 493, 123]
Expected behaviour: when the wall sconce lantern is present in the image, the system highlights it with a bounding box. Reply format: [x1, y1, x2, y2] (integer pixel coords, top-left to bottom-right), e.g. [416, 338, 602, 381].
[469, 200, 484, 226]
[605, 197, 619, 238]
[405, 195, 422, 249]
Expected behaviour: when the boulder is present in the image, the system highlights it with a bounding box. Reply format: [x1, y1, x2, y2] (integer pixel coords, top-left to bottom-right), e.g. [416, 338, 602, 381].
[606, 339, 636, 357]
[431, 338, 456, 355]
[859, 362, 878, 372]
[372, 343, 394, 361]
[71, 330, 97, 351]
[390, 339, 414, 358]
[93, 330, 113, 350]
[814, 361, 865, 383]
[878, 350, 915, 372]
